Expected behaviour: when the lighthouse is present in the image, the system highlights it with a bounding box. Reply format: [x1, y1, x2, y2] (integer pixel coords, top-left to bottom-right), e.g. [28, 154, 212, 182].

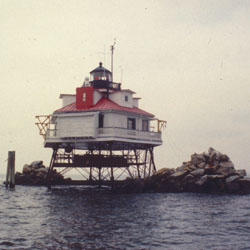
[36, 62, 166, 188]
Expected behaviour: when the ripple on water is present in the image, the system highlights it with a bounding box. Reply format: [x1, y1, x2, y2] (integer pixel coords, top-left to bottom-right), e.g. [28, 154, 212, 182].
[1, 186, 250, 249]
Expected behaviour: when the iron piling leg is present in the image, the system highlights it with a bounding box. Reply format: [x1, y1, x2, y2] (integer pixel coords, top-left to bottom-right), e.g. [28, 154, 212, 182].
[149, 147, 156, 175]
[98, 167, 102, 188]
[47, 148, 58, 190]
[134, 149, 141, 179]
[143, 149, 148, 178]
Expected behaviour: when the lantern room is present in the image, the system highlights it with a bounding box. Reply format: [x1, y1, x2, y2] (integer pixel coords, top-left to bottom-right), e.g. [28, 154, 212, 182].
[89, 62, 121, 91]
[90, 62, 112, 81]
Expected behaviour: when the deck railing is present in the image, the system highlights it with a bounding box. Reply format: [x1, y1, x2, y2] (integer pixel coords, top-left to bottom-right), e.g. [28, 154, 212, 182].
[45, 127, 162, 142]
[97, 127, 162, 142]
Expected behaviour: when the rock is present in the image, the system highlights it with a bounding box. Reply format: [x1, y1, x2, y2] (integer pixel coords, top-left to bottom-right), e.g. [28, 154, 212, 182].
[219, 161, 234, 168]
[197, 162, 206, 169]
[238, 177, 250, 194]
[23, 164, 32, 175]
[151, 168, 175, 183]
[226, 175, 240, 183]
[239, 177, 250, 184]
[185, 164, 197, 172]
[31, 161, 43, 168]
[195, 175, 208, 186]
[35, 169, 48, 178]
[235, 169, 247, 177]
[208, 147, 230, 163]
[204, 166, 216, 175]
[183, 174, 195, 183]
[146, 148, 248, 195]
[208, 147, 216, 155]
[209, 151, 217, 164]
[226, 182, 240, 193]
[218, 153, 230, 162]
[18, 161, 66, 185]
[176, 165, 185, 172]
[154, 168, 168, 175]
[154, 168, 175, 177]
[133, 179, 145, 193]
[170, 170, 188, 180]
[122, 178, 145, 193]
[191, 153, 206, 166]
[188, 164, 197, 170]
[207, 175, 225, 180]
[216, 165, 235, 176]
[190, 168, 205, 177]
[35, 167, 47, 173]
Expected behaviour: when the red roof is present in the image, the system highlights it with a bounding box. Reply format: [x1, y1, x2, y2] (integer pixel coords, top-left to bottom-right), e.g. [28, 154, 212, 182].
[55, 97, 154, 117]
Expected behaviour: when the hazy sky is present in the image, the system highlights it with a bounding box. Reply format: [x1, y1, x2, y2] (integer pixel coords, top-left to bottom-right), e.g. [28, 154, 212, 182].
[1, 0, 250, 174]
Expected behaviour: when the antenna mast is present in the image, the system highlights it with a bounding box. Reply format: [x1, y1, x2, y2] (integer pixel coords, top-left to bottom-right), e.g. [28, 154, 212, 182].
[110, 39, 116, 82]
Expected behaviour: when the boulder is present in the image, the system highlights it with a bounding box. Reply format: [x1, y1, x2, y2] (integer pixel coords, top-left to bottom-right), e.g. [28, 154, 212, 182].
[154, 168, 169, 175]
[226, 175, 240, 184]
[237, 177, 250, 194]
[170, 170, 188, 180]
[204, 166, 216, 175]
[219, 161, 234, 168]
[208, 147, 230, 163]
[209, 151, 217, 164]
[197, 162, 206, 169]
[235, 169, 247, 177]
[154, 168, 175, 177]
[190, 168, 205, 177]
[184, 164, 197, 172]
[238, 177, 250, 189]
[31, 161, 43, 168]
[183, 174, 195, 183]
[151, 168, 175, 183]
[216, 165, 235, 176]
[176, 165, 186, 172]
[191, 153, 206, 166]
[217, 153, 230, 162]
[17, 161, 67, 185]
[207, 175, 225, 181]
[147, 148, 249, 195]
[208, 147, 216, 155]
[195, 175, 208, 186]
[23, 164, 32, 175]
[226, 182, 240, 193]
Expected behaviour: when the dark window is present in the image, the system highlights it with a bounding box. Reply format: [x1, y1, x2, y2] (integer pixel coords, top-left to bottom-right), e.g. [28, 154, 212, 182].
[99, 114, 104, 128]
[128, 118, 136, 130]
[125, 95, 128, 102]
[142, 120, 149, 131]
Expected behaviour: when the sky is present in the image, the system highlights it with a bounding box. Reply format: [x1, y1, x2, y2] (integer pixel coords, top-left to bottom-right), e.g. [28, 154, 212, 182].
[0, 0, 250, 175]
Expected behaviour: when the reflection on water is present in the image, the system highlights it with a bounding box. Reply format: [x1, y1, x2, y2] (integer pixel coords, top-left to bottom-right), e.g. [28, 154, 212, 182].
[1, 183, 250, 249]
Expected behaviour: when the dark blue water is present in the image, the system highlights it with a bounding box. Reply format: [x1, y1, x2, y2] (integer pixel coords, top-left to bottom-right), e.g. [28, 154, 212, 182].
[1, 181, 250, 250]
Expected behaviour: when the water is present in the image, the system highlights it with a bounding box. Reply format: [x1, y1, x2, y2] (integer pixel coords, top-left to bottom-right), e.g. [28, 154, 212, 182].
[1, 178, 250, 249]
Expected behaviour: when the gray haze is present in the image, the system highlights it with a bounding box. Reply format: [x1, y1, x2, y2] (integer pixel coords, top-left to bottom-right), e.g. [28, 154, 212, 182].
[1, 0, 250, 174]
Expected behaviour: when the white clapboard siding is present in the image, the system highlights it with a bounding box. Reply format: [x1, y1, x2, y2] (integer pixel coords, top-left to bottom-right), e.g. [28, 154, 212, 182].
[58, 115, 96, 138]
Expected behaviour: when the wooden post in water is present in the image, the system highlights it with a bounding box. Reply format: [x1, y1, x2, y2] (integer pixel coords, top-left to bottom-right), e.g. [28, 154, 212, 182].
[5, 151, 15, 188]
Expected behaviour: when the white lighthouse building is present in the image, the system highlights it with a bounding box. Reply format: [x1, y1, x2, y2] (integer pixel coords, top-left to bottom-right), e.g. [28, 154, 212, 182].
[36, 62, 166, 187]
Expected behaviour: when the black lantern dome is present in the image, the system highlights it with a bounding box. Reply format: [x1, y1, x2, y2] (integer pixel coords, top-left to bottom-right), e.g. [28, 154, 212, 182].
[89, 62, 121, 92]
[90, 62, 112, 82]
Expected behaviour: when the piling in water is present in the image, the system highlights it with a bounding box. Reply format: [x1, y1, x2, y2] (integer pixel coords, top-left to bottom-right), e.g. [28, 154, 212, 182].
[5, 151, 15, 188]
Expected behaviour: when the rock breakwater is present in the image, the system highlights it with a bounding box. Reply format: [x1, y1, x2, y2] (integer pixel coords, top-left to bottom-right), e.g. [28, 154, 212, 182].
[120, 148, 250, 194]
[15, 161, 70, 185]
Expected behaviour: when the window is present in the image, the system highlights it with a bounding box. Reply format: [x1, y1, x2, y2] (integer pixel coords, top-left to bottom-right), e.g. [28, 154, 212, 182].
[99, 114, 104, 128]
[128, 118, 136, 130]
[83, 92, 86, 102]
[142, 120, 149, 131]
[125, 95, 128, 102]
